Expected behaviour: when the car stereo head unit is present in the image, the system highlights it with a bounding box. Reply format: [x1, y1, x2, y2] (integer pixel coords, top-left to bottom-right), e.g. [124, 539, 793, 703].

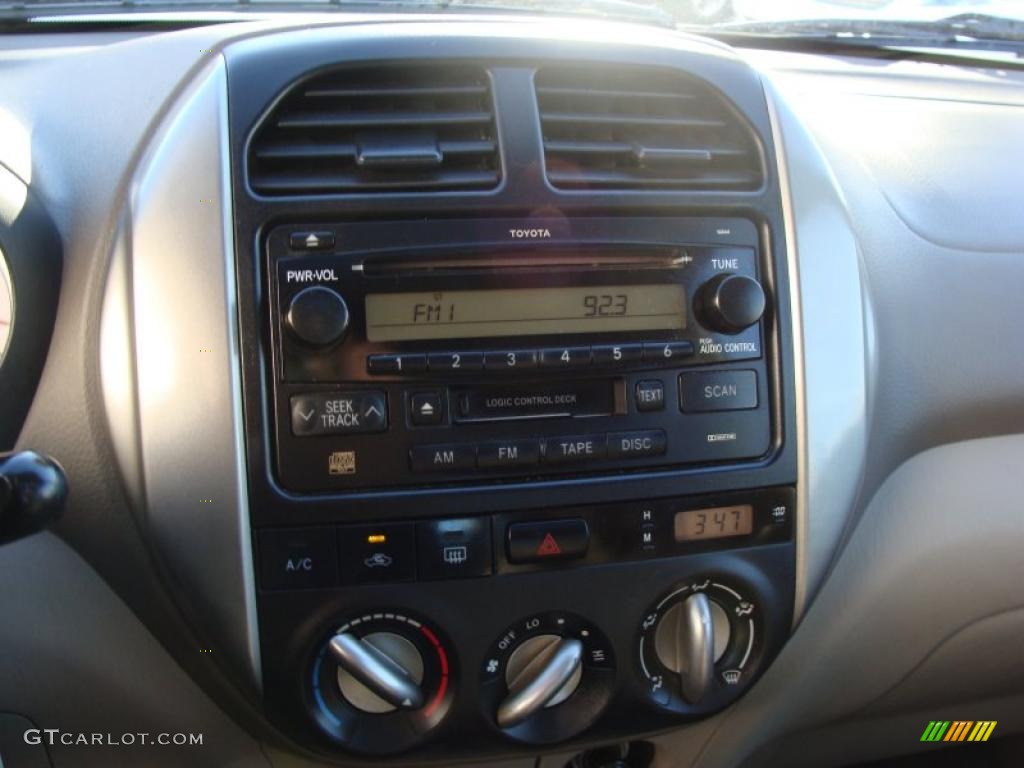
[267, 217, 776, 492]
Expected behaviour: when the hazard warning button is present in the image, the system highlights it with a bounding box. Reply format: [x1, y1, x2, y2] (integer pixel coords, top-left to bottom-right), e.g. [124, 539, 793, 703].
[506, 518, 590, 564]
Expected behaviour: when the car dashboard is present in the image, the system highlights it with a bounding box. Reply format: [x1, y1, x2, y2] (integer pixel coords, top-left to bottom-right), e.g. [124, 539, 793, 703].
[0, 11, 1022, 768]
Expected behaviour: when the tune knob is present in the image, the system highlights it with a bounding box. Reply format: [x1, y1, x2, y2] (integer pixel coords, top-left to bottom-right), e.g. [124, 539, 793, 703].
[286, 285, 349, 347]
[309, 612, 454, 754]
[696, 274, 766, 334]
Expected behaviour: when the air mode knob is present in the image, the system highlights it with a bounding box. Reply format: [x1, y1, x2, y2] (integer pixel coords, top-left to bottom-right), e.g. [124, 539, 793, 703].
[286, 285, 349, 348]
[696, 274, 766, 334]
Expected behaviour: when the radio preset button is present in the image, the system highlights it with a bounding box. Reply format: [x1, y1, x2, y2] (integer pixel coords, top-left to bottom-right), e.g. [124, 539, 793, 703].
[409, 391, 445, 427]
[290, 392, 387, 436]
[367, 354, 427, 374]
[484, 349, 538, 371]
[644, 341, 695, 365]
[478, 439, 541, 469]
[539, 346, 592, 369]
[410, 443, 476, 472]
[592, 343, 643, 367]
[428, 350, 483, 372]
[635, 380, 665, 412]
[607, 429, 667, 459]
[543, 435, 607, 464]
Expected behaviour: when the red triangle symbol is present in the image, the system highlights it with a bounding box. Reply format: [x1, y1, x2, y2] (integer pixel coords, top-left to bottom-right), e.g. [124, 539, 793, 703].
[536, 532, 562, 556]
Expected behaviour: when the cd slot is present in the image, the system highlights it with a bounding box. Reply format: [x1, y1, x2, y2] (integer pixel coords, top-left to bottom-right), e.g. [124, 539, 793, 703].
[452, 379, 625, 423]
[360, 248, 686, 276]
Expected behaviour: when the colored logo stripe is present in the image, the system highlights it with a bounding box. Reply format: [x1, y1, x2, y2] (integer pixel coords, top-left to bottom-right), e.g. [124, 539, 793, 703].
[968, 721, 998, 742]
[922, 720, 997, 742]
[945, 721, 972, 741]
[921, 721, 950, 741]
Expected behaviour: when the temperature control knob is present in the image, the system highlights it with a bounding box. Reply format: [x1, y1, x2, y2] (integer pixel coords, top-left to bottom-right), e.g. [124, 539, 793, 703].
[481, 612, 614, 745]
[329, 632, 424, 712]
[286, 285, 349, 348]
[309, 612, 454, 754]
[696, 274, 766, 334]
[639, 579, 761, 713]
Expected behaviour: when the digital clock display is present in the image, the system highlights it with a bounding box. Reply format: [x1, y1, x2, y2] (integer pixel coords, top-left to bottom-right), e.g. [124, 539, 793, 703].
[674, 505, 754, 542]
[364, 285, 685, 342]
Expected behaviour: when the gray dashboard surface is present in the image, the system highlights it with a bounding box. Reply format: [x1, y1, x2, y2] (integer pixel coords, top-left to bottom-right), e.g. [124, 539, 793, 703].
[0, 19, 1021, 768]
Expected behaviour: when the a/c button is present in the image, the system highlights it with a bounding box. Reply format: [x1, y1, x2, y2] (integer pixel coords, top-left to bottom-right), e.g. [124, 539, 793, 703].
[259, 528, 338, 590]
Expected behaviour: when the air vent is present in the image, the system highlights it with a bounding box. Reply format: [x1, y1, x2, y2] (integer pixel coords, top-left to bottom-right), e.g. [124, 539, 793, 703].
[536, 66, 762, 191]
[249, 66, 500, 195]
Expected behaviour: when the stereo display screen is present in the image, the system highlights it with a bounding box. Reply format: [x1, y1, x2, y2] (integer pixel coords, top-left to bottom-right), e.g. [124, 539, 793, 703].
[365, 284, 685, 341]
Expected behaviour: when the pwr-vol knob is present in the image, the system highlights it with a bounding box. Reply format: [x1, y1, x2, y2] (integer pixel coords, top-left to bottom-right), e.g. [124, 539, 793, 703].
[308, 611, 454, 754]
[696, 274, 766, 334]
[286, 285, 349, 348]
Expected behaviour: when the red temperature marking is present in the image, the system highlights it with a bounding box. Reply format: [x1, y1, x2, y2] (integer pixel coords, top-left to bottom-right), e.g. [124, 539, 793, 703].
[420, 625, 449, 718]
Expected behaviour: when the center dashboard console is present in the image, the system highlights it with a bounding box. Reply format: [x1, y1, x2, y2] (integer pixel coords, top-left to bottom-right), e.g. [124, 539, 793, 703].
[224, 26, 798, 763]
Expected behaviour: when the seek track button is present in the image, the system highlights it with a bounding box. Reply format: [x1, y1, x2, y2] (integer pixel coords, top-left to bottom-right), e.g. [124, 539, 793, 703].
[290, 391, 387, 436]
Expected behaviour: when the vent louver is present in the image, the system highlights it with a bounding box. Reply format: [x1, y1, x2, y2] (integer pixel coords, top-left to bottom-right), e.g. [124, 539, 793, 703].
[536, 66, 762, 191]
[249, 66, 500, 195]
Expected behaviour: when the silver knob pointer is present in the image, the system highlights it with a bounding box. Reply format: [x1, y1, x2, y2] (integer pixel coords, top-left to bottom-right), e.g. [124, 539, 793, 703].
[673, 592, 714, 704]
[497, 637, 583, 728]
[329, 633, 424, 710]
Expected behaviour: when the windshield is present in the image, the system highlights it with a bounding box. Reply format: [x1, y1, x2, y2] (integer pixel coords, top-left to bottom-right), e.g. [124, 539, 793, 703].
[4, 0, 1024, 44]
